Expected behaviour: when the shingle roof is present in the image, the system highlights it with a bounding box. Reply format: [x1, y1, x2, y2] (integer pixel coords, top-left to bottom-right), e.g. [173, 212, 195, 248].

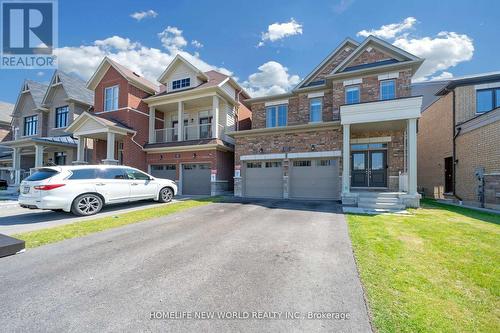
[25, 80, 49, 108]
[153, 70, 229, 97]
[411, 80, 450, 112]
[106, 58, 159, 93]
[94, 115, 134, 130]
[56, 71, 94, 106]
[0, 101, 14, 123]
[32, 135, 78, 146]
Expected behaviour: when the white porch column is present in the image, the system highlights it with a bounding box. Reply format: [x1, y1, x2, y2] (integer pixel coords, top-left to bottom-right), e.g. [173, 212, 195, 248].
[34, 144, 44, 168]
[212, 95, 219, 139]
[74, 136, 86, 164]
[342, 124, 350, 194]
[103, 132, 117, 164]
[407, 118, 417, 195]
[12, 147, 21, 185]
[177, 101, 184, 141]
[149, 106, 155, 143]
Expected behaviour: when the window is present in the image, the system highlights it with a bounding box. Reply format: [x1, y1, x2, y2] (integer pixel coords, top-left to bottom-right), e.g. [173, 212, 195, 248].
[380, 80, 396, 100]
[54, 152, 67, 165]
[246, 162, 262, 168]
[55, 106, 69, 128]
[69, 169, 97, 180]
[117, 142, 124, 165]
[293, 160, 311, 167]
[97, 168, 126, 180]
[317, 160, 334, 167]
[345, 86, 360, 104]
[266, 104, 287, 128]
[265, 161, 282, 168]
[172, 78, 190, 90]
[104, 85, 119, 111]
[125, 168, 151, 180]
[476, 88, 500, 113]
[23, 115, 38, 136]
[25, 168, 58, 181]
[309, 98, 322, 122]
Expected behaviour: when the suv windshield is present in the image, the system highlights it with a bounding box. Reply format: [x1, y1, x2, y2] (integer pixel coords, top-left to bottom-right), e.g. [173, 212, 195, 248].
[25, 168, 59, 181]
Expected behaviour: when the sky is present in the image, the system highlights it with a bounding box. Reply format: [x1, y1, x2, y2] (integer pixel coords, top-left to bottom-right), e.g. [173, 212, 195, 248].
[0, 0, 499, 104]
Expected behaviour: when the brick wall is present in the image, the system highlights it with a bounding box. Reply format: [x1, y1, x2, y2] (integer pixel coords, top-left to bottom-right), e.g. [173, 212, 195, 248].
[417, 93, 453, 198]
[455, 85, 476, 124]
[484, 174, 500, 209]
[94, 66, 128, 113]
[146, 149, 218, 180]
[350, 47, 393, 66]
[313, 46, 354, 81]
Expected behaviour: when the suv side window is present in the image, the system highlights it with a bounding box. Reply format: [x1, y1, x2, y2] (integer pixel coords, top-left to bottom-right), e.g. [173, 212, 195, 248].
[68, 169, 97, 180]
[98, 168, 127, 180]
[124, 168, 151, 180]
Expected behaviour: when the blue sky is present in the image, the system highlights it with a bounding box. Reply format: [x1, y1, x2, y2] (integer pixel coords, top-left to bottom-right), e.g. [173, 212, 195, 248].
[1, 0, 499, 103]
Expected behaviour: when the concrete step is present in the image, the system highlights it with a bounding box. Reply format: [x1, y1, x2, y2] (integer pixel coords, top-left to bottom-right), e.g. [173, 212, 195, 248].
[358, 197, 400, 203]
[358, 202, 406, 210]
[357, 192, 401, 198]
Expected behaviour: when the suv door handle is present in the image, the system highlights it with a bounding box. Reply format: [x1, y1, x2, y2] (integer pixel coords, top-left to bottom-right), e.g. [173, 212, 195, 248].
[96, 183, 105, 186]
[131, 183, 139, 186]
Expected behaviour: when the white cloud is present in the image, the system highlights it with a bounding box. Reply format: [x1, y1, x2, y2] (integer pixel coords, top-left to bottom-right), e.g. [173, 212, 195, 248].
[357, 17, 417, 39]
[158, 26, 188, 52]
[259, 18, 303, 47]
[428, 71, 453, 81]
[242, 61, 300, 97]
[130, 10, 158, 21]
[191, 40, 203, 48]
[53, 31, 231, 84]
[333, 0, 354, 14]
[394, 32, 474, 81]
[36, 71, 45, 76]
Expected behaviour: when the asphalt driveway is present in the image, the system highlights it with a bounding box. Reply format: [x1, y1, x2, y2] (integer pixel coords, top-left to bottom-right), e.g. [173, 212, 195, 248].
[0, 199, 372, 332]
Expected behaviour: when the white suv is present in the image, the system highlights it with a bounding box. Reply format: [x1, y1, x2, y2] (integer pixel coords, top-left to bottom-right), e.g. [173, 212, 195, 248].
[18, 165, 178, 216]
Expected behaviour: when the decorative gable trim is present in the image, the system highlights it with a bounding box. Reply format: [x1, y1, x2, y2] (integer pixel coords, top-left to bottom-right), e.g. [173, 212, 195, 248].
[157, 54, 209, 85]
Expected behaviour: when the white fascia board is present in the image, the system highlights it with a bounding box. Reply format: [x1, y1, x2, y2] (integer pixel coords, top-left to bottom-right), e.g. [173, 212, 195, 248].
[378, 72, 400, 80]
[264, 100, 288, 107]
[307, 91, 325, 98]
[343, 78, 362, 86]
[340, 96, 423, 125]
[240, 153, 286, 161]
[475, 82, 500, 90]
[287, 151, 341, 159]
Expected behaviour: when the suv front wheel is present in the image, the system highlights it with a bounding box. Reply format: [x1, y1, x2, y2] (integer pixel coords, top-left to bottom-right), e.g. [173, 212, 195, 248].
[158, 187, 174, 203]
[71, 193, 104, 216]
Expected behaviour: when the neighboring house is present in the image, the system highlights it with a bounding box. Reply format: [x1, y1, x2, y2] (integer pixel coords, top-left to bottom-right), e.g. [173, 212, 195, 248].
[2, 71, 94, 184]
[67, 55, 251, 196]
[230, 35, 424, 208]
[0, 101, 14, 182]
[416, 72, 500, 210]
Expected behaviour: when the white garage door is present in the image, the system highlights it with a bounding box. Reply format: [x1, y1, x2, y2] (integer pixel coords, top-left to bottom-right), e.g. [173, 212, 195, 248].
[289, 158, 339, 200]
[150, 164, 177, 181]
[244, 161, 283, 198]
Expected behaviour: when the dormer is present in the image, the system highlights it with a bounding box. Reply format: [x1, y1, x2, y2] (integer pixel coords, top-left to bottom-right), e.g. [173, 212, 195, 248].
[157, 54, 209, 93]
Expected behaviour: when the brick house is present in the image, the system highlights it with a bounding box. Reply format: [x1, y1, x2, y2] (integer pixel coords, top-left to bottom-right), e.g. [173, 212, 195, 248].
[230, 36, 424, 208]
[67, 55, 250, 196]
[416, 72, 500, 210]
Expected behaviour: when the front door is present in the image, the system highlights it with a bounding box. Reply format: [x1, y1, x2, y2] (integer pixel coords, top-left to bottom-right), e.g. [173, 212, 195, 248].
[351, 150, 387, 187]
[444, 157, 453, 193]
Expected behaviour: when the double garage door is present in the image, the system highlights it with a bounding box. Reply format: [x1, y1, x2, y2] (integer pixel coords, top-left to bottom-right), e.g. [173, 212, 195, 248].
[244, 158, 339, 200]
[150, 163, 211, 195]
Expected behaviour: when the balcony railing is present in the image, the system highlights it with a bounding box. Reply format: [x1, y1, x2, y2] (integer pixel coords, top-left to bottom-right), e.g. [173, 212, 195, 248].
[154, 123, 224, 143]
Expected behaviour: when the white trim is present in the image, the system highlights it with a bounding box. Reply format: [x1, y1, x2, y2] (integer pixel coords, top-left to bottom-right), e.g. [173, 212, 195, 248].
[264, 99, 288, 107]
[378, 72, 399, 80]
[343, 78, 362, 86]
[351, 136, 392, 143]
[475, 82, 500, 90]
[240, 153, 286, 161]
[287, 151, 341, 159]
[307, 91, 325, 98]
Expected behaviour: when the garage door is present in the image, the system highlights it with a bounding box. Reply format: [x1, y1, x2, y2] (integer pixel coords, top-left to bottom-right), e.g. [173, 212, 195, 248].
[244, 161, 283, 198]
[150, 164, 177, 180]
[182, 163, 211, 195]
[289, 158, 339, 200]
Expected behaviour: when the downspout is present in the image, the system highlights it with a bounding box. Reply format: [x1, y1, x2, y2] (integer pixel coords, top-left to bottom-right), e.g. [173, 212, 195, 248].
[451, 89, 462, 201]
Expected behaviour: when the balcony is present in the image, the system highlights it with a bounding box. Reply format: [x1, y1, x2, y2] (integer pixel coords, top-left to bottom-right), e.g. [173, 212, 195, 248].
[153, 123, 224, 144]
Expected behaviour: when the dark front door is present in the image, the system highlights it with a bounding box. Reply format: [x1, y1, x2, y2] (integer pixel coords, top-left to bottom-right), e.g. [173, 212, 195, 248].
[444, 157, 453, 193]
[351, 152, 368, 187]
[369, 151, 387, 187]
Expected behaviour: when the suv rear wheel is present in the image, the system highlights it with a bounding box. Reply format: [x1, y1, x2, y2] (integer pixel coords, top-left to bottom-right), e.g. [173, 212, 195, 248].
[158, 187, 174, 203]
[71, 194, 103, 216]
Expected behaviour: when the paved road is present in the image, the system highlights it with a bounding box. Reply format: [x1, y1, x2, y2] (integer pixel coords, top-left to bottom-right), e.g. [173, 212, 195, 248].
[0, 197, 199, 235]
[0, 199, 372, 332]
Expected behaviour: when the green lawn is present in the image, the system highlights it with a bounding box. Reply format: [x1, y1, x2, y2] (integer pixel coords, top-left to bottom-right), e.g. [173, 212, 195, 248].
[14, 197, 218, 248]
[346, 199, 500, 333]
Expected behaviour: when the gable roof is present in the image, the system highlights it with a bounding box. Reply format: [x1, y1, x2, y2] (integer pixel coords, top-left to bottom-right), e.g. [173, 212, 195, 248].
[0, 101, 14, 123]
[23, 80, 49, 108]
[294, 38, 359, 90]
[65, 111, 135, 135]
[435, 71, 500, 95]
[157, 54, 209, 84]
[87, 57, 159, 94]
[329, 35, 423, 76]
[42, 70, 94, 106]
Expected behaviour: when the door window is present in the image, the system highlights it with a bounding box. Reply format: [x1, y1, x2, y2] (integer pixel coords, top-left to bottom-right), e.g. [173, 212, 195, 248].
[98, 168, 126, 180]
[199, 117, 212, 139]
[125, 169, 151, 180]
[370, 152, 384, 170]
[293, 160, 311, 167]
[352, 153, 366, 170]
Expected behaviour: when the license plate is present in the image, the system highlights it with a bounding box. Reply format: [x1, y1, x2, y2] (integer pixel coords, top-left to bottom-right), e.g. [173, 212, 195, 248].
[22, 185, 30, 194]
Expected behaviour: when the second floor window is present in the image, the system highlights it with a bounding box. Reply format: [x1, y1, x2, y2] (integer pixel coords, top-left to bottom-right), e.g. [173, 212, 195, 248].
[345, 86, 360, 104]
[104, 85, 119, 111]
[266, 104, 287, 128]
[24, 115, 38, 136]
[55, 106, 69, 128]
[172, 78, 190, 90]
[476, 88, 500, 113]
[380, 80, 396, 100]
[309, 98, 322, 122]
